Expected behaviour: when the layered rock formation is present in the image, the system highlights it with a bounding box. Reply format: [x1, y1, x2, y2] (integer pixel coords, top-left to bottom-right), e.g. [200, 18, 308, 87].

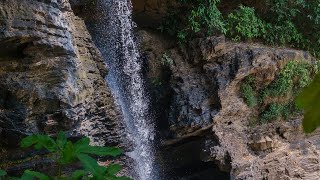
[0, 0, 123, 173]
[1, 0, 320, 179]
[139, 29, 320, 179]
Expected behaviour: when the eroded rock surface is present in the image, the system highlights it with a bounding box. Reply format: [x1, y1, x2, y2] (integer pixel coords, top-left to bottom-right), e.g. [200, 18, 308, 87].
[0, 0, 123, 173]
[139, 29, 320, 179]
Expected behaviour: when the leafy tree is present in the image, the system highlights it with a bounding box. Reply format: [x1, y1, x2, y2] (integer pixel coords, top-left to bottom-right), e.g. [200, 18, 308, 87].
[0, 132, 131, 180]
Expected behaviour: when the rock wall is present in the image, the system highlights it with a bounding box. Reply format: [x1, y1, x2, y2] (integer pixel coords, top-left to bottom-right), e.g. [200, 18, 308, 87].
[0, 0, 123, 173]
[139, 29, 320, 179]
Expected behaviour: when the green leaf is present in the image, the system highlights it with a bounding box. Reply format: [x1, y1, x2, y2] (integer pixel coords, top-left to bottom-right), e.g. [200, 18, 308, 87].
[0, 169, 7, 176]
[60, 141, 76, 164]
[106, 164, 122, 176]
[21, 170, 49, 180]
[35, 135, 57, 152]
[56, 131, 67, 148]
[71, 170, 86, 180]
[74, 137, 90, 149]
[297, 73, 320, 133]
[74, 137, 123, 157]
[76, 154, 105, 178]
[20, 135, 37, 148]
[20, 134, 57, 152]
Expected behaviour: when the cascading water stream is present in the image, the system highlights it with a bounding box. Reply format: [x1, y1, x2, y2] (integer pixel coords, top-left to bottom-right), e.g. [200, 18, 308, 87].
[92, 0, 156, 179]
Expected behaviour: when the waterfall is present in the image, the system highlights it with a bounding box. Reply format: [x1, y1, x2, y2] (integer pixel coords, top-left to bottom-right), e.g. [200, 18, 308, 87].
[92, 0, 156, 179]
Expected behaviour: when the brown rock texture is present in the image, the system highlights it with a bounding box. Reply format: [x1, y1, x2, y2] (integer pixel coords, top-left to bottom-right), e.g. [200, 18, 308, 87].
[0, 0, 123, 173]
[139, 29, 320, 179]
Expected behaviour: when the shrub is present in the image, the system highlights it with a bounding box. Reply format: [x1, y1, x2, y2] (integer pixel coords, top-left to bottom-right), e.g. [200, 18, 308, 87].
[160, 0, 226, 43]
[261, 61, 312, 100]
[263, 21, 303, 46]
[161, 0, 320, 58]
[241, 61, 316, 125]
[0, 132, 131, 180]
[226, 5, 266, 41]
[240, 76, 257, 107]
[187, 0, 226, 35]
[261, 103, 285, 122]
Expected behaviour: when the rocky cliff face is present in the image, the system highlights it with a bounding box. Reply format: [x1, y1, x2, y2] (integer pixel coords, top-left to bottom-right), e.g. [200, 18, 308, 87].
[0, 0, 124, 173]
[1, 0, 320, 179]
[139, 29, 320, 179]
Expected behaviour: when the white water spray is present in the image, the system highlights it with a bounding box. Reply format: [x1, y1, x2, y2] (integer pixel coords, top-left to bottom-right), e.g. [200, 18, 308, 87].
[93, 1, 156, 179]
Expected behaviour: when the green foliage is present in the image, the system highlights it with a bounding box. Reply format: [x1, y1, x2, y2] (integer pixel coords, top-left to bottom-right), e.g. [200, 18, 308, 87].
[187, 0, 226, 35]
[261, 103, 285, 122]
[262, 61, 312, 100]
[241, 61, 316, 126]
[160, 0, 226, 42]
[0, 169, 7, 177]
[240, 76, 257, 107]
[161, 0, 320, 57]
[1, 132, 129, 180]
[262, 21, 303, 46]
[226, 5, 266, 41]
[297, 74, 320, 133]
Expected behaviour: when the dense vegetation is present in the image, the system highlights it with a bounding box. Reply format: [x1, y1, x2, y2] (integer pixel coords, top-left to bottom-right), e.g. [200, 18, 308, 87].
[161, 0, 320, 132]
[0, 132, 130, 180]
[160, 0, 320, 57]
[240, 61, 318, 126]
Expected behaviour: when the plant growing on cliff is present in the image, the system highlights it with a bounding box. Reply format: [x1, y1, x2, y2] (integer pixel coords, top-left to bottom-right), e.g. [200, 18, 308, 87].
[241, 61, 317, 126]
[226, 5, 265, 41]
[261, 61, 313, 100]
[240, 76, 257, 107]
[0, 132, 131, 180]
[161, 0, 320, 58]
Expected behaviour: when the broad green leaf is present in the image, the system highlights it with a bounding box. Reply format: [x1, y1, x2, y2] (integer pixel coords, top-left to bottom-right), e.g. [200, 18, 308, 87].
[297, 73, 320, 133]
[20, 135, 37, 148]
[74, 137, 123, 157]
[21, 134, 57, 152]
[56, 131, 67, 148]
[74, 137, 90, 148]
[20, 173, 34, 180]
[76, 154, 106, 178]
[106, 164, 122, 176]
[0, 169, 6, 176]
[35, 135, 57, 152]
[71, 170, 86, 180]
[21, 170, 49, 180]
[60, 141, 76, 164]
